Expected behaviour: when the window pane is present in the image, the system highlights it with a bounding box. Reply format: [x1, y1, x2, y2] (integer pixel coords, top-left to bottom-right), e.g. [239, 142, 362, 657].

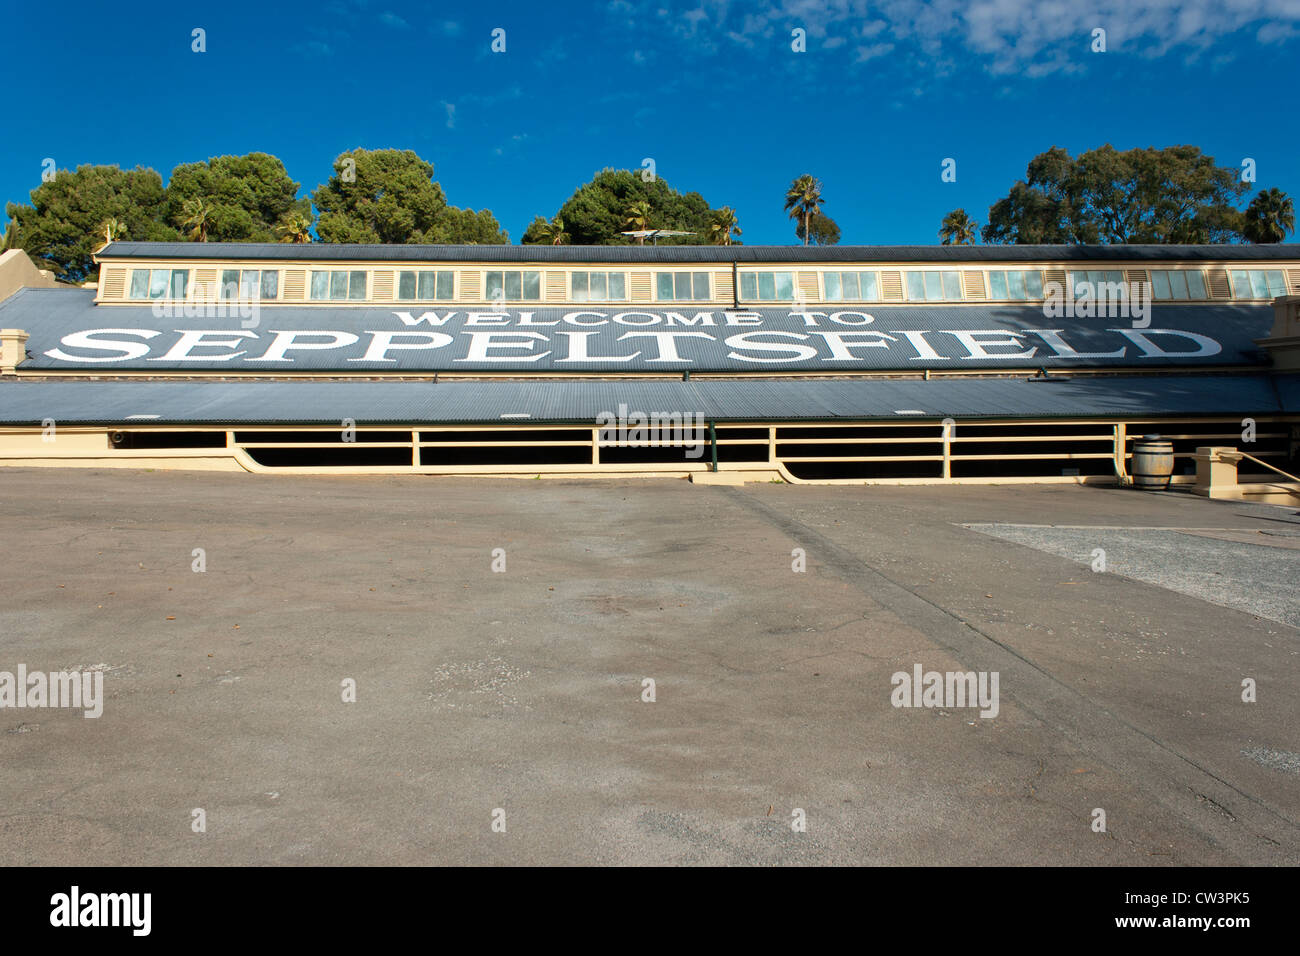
[411, 272, 431, 299]
[398, 271, 417, 299]
[943, 271, 962, 299]
[692, 273, 709, 300]
[1007, 271, 1026, 299]
[1025, 271, 1042, 298]
[1151, 271, 1171, 299]
[738, 273, 756, 300]
[435, 272, 452, 299]
[310, 271, 329, 299]
[1267, 271, 1286, 297]
[824, 272, 842, 300]
[347, 271, 367, 300]
[1069, 272, 1086, 297]
[486, 272, 504, 300]
[504, 271, 522, 299]
[171, 270, 189, 299]
[1187, 271, 1206, 299]
[758, 272, 775, 300]
[674, 273, 690, 299]
[590, 271, 606, 299]
[571, 272, 588, 301]
[1170, 272, 1189, 299]
[924, 272, 943, 300]
[774, 272, 793, 299]
[860, 273, 879, 300]
[328, 272, 348, 299]
[129, 270, 149, 298]
[608, 273, 625, 299]
[989, 272, 1008, 299]
[841, 272, 859, 299]
[523, 271, 540, 300]
[906, 272, 925, 300]
[1249, 271, 1269, 298]
[148, 270, 169, 299]
[220, 269, 239, 299]
[240, 271, 259, 299]
[657, 272, 674, 299]
[261, 270, 278, 299]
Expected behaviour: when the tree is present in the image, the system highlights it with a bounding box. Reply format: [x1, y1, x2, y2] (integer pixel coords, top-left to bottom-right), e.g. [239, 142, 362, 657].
[2, 220, 22, 252]
[164, 153, 309, 243]
[708, 207, 741, 245]
[1242, 188, 1295, 243]
[312, 148, 507, 243]
[523, 169, 720, 245]
[520, 214, 569, 245]
[277, 212, 313, 244]
[4, 164, 176, 282]
[939, 209, 978, 245]
[99, 218, 127, 245]
[624, 199, 653, 243]
[982, 145, 1249, 244]
[785, 175, 825, 246]
[180, 198, 215, 241]
[795, 210, 840, 245]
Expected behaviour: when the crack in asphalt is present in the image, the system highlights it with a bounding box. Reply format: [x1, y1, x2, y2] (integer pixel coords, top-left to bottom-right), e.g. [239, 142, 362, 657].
[717, 486, 1300, 862]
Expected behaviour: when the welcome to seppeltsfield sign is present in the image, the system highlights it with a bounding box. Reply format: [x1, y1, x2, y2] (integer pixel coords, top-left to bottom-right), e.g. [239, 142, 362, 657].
[14, 298, 1274, 372]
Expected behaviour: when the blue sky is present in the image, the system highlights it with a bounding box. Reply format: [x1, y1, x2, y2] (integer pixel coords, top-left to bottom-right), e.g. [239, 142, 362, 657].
[4, 0, 1299, 245]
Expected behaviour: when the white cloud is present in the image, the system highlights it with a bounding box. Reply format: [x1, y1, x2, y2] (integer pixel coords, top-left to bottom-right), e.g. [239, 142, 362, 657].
[607, 0, 1300, 76]
[379, 11, 408, 28]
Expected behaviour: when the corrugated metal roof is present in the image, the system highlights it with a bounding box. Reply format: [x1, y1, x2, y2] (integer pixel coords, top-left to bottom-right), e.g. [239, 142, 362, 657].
[0, 375, 1284, 426]
[97, 241, 1300, 264]
[1, 288, 1273, 373]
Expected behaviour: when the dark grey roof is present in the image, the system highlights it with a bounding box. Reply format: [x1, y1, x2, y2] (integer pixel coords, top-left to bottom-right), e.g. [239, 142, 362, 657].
[0, 288, 1274, 373]
[0, 375, 1286, 426]
[97, 241, 1300, 264]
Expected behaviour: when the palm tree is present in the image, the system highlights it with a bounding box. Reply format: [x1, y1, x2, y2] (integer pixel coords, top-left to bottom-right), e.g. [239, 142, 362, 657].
[708, 207, 741, 245]
[1242, 188, 1295, 244]
[277, 212, 314, 244]
[624, 200, 653, 244]
[99, 218, 127, 246]
[536, 215, 570, 245]
[939, 209, 979, 245]
[180, 198, 216, 242]
[784, 175, 824, 246]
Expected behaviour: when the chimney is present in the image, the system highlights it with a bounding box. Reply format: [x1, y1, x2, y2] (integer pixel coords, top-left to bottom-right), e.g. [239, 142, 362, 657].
[0, 328, 29, 374]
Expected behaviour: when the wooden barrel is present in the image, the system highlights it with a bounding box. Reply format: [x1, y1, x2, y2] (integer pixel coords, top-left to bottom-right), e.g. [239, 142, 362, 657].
[1132, 436, 1175, 490]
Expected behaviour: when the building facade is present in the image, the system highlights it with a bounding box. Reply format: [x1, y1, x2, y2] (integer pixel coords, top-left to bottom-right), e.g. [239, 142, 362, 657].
[1, 241, 1298, 488]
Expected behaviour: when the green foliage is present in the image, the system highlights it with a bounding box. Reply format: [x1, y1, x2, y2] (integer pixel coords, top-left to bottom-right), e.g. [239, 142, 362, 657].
[4, 164, 176, 281]
[524, 169, 720, 245]
[312, 148, 507, 244]
[164, 153, 309, 242]
[982, 145, 1249, 244]
[795, 210, 840, 245]
[785, 174, 825, 246]
[521, 215, 570, 245]
[938, 208, 978, 245]
[708, 207, 741, 245]
[1242, 187, 1295, 244]
[277, 212, 314, 244]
